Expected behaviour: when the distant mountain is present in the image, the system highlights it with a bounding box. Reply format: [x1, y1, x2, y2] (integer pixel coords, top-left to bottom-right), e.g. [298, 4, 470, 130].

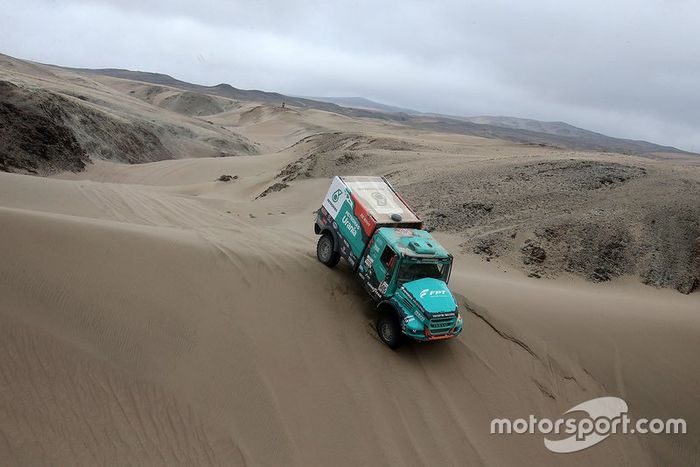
[302, 96, 418, 114]
[412, 114, 689, 155]
[458, 116, 613, 139]
[62, 65, 694, 156]
[460, 116, 590, 136]
[74, 68, 389, 117]
[78, 68, 325, 107]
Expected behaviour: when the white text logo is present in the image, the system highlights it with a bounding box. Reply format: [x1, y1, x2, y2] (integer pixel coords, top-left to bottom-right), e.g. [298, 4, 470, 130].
[419, 289, 447, 298]
[490, 396, 686, 453]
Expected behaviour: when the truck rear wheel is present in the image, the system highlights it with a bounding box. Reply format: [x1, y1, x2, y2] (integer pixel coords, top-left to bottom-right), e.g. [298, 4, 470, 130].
[316, 233, 340, 267]
[377, 312, 403, 349]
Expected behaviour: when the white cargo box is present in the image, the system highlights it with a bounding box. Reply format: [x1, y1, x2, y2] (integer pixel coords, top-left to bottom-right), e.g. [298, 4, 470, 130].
[322, 176, 422, 228]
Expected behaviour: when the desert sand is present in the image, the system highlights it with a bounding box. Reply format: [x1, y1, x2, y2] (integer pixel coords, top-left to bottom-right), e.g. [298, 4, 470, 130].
[1, 56, 699, 465]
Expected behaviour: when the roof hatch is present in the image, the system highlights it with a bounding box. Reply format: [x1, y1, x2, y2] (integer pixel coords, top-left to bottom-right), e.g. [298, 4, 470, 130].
[408, 238, 436, 255]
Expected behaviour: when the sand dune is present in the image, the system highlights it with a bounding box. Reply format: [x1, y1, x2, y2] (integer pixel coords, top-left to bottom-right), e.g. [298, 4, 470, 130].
[1, 55, 699, 465]
[2, 156, 699, 465]
[118, 84, 237, 117]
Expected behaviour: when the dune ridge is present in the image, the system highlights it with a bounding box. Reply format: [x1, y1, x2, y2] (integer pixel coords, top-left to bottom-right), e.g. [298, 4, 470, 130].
[1, 53, 699, 465]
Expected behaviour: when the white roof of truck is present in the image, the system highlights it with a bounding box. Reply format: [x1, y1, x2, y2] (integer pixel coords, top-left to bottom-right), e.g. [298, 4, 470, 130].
[340, 176, 422, 225]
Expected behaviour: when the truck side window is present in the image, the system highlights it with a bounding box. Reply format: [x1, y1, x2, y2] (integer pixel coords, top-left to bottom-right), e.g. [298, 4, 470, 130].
[380, 246, 396, 270]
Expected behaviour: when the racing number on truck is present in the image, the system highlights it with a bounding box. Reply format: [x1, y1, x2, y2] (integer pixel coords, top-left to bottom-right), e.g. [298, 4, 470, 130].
[371, 191, 387, 206]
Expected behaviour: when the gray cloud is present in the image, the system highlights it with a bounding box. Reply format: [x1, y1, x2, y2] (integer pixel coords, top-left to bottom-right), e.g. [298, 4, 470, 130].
[1, 0, 699, 150]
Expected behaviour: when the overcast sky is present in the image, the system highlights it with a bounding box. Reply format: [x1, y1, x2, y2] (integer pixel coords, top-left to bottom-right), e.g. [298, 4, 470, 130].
[1, 0, 699, 151]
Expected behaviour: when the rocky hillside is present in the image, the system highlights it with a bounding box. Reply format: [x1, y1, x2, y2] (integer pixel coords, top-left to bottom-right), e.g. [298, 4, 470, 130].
[0, 53, 264, 175]
[0, 80, 171, 174]
[276, 132, 700, 294]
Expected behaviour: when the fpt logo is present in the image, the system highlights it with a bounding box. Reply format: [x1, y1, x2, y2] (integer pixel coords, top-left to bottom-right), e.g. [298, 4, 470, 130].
[420, 289, 447, 299]
[331, 189, 343, 203]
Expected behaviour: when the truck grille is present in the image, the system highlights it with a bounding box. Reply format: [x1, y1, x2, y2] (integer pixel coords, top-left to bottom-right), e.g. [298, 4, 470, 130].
[429, 316, 456, 335]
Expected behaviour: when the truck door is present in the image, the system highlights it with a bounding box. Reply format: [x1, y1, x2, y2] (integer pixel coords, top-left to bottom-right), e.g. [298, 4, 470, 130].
[375, 246, 397, 288]
[363, 243, 398, 300]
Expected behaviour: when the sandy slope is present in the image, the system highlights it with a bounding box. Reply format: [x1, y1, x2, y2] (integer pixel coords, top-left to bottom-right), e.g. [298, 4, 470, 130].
[1, 145, 699, 465]
[1, 56, 699, 466]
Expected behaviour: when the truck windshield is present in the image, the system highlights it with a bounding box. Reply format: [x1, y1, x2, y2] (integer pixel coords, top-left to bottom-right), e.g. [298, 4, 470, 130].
[397, 259, 451, 284]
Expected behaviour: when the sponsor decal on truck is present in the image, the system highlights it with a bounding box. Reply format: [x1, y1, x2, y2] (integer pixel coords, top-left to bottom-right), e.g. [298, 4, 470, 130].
[342, 210, 360, 238]
[419, 288, 448, 299]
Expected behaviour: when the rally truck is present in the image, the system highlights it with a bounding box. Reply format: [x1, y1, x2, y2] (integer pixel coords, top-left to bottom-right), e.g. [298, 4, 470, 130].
[314, 176, 463, 349]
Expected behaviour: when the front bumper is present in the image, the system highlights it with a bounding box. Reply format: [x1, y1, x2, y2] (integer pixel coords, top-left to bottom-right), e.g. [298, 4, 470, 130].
[403, 323, 463, 342]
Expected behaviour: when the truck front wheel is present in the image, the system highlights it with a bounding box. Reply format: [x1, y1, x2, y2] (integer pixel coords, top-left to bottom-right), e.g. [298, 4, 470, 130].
[377, 312, 404, 349]
[316, 233, 340, 267]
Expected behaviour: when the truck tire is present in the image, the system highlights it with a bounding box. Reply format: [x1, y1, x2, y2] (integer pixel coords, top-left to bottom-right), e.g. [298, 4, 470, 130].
[377, 312, 403, 349]
[316, 233, 340, 267]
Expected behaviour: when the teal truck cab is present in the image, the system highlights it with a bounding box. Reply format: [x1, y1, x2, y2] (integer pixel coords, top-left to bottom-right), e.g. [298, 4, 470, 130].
[314, 176, 463, 348]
